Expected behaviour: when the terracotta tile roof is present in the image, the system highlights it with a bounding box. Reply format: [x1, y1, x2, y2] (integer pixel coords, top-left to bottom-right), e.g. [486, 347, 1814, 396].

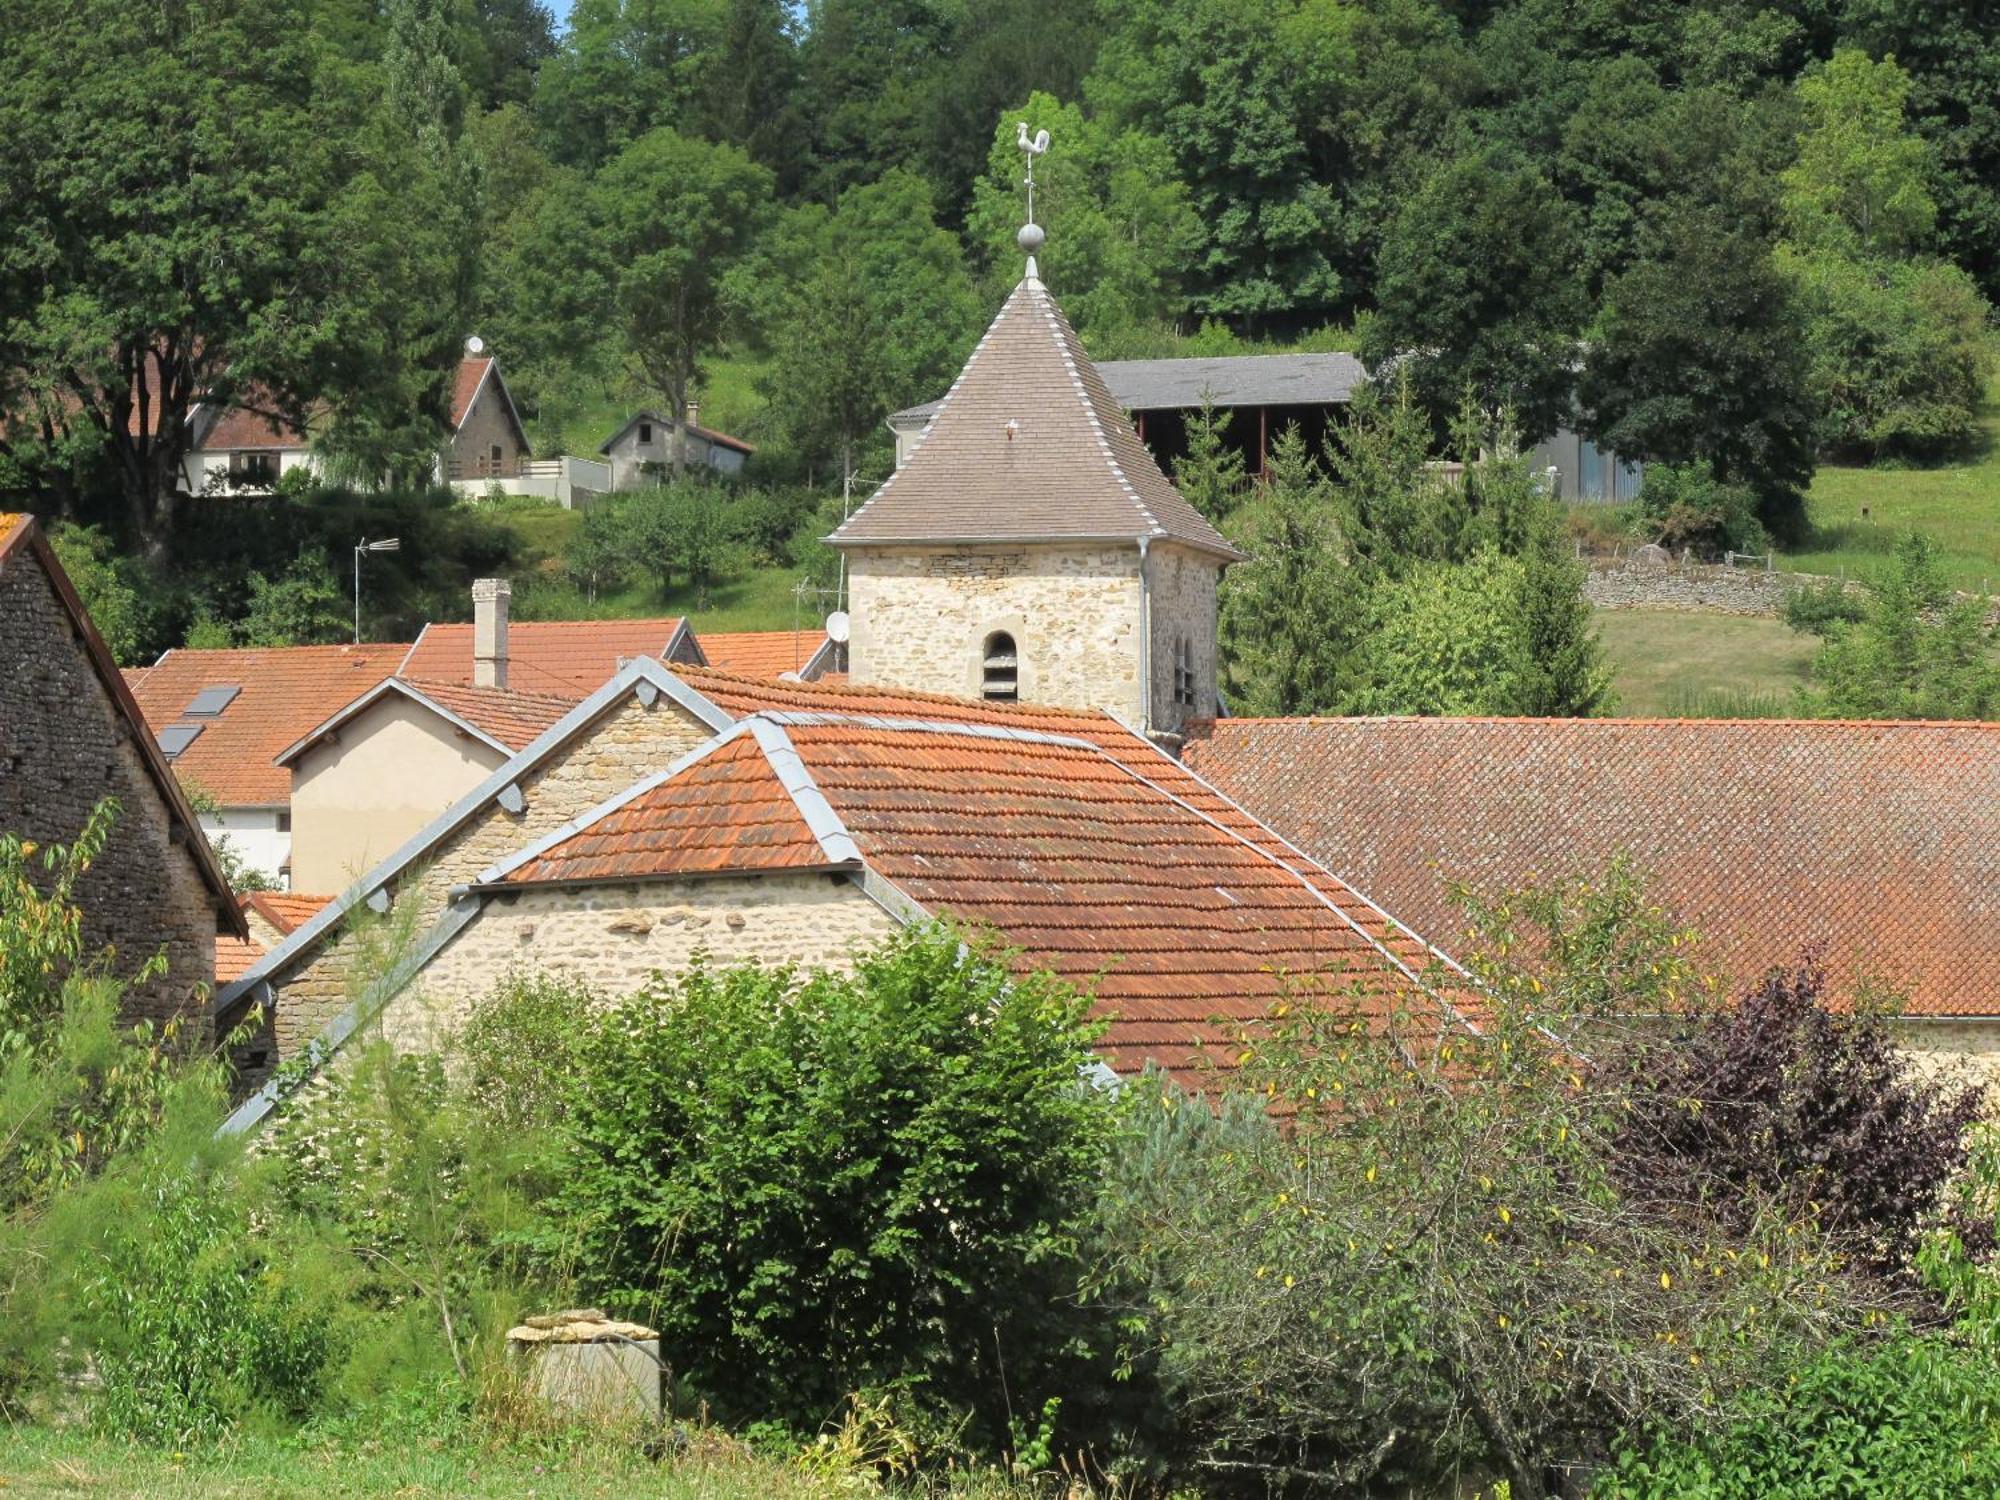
[694, 629, 830, 679]
[197, 399, 308, 451]
[127, 644, 410, 806]
[495, 712, 1471, 1086]
[399, 618, 690, 696]
[244, 891, 333, 935]
[396, 678, 578, 750]
[1182, 717, 2000, 1019]
[505, 730, 840, 884]
[450, 356, 493, 429]
[215, 934, 265, 984]
[829, 277, 1241, 561]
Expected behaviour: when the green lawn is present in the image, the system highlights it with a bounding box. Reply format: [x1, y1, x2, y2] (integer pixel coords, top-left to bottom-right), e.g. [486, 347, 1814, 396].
[1790, 373, 2000, 593]
[1593, 608, 1817, 717]
[0, 1425, 940, 1500]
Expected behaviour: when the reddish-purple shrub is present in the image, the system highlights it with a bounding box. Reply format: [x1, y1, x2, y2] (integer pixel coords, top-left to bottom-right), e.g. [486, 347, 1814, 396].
[1617, 955, 1985, 1281]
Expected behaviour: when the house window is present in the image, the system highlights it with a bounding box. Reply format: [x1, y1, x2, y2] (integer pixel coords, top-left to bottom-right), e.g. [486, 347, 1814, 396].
[1174, 637, 1197, 708]
[981, 631, 1018, 701]
[228, 450, 280, 487]
[638, 422, 653, 444]
[490, 443, 503, 462]
[276, 811, 292, 833]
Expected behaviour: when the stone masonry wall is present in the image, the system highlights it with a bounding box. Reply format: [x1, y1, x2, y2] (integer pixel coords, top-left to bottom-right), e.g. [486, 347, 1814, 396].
[1583, 559, 1799, 615]
[848, 545, 1142, 720]
[449, 374, 528, 474]
[1895, 1021, 2000, 1102]
[0, 548, 217, 1027]
[263, 693, 717, 1062]
[383, 872, 901, 1051]
[1146, 543, 1223, 737]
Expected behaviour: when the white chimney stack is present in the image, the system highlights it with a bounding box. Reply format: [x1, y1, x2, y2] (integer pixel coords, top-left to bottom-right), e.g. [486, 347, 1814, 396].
[685, 400, 699, 429]
[472, 577, 510, 690]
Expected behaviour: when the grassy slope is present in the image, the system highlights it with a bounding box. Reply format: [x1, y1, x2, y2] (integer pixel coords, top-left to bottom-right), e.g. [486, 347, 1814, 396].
[1790, 372, 2000, 593]
[1592, 608, 1817, 717]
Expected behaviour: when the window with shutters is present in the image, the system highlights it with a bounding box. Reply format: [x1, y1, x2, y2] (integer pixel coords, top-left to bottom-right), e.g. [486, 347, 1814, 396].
[982, 631, 1019, 701]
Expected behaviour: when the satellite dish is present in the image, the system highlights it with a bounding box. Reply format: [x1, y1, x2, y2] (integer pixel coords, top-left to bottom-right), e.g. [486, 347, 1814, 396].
[464, 334, 486, 355]
[825, 610, 851, 644]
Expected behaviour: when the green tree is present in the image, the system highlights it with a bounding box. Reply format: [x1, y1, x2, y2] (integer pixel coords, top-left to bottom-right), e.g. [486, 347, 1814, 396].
[241, 556, 349, 648]
[1088, 0, 1343, 330]
[1781, 49, 1937, 256]
[1172, 401, 1248, 524]
[591, 129, 772, 476]
[963, 93, 1199, 340]
[314, 0, 483, 489]
[0, 0, 330, 555]
[1581, 203, 1818, 531]
[46, 524, 144, 666]
[761, 172, 980, 485]
[1797, 532, 2000, 721]
[1780, 247, 1994, 463]
[556, 926, 1113, 1446]
[1361, 148, 1588, 443]
[534, 0, 723, 170]
[1218, 427, 1361, 715]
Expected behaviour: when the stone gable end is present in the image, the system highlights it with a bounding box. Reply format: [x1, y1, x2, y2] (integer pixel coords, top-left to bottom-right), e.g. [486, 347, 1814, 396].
[0, 550, 217, 1028]
[386, 873, 902, 1051]
[260, 692, 719, 1062]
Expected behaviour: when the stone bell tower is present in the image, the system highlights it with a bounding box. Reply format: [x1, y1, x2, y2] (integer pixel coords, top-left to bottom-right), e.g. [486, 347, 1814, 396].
[827, 125, 1240, 739]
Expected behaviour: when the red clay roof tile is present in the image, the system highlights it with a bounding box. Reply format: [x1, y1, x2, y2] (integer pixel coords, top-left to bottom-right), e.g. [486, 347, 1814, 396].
[696, 629, 828, 679]
[503, 711, 1472, 1086]
[399, 619, 689, 696]
[127, 644, 409, 806]
[1183, 716, 2000, 1018]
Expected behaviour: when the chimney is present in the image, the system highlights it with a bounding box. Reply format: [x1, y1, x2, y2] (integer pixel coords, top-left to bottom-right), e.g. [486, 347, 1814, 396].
[472, 577, 510, 690]
[685, 400, 699, 431]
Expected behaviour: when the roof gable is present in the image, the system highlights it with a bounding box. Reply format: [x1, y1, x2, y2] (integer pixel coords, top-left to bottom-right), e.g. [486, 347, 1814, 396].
[831, 277, 1240, 560]
[0, 515, 243, 929]
[491, 709, 1473, 1083]
[272, 676, 577, 765]
[127, 643, 409, 806]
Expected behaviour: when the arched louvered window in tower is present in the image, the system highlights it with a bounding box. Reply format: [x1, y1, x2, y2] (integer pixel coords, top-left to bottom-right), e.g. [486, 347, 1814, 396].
[1174, 637, 1197, 707]
[982, 631, 1019, 701]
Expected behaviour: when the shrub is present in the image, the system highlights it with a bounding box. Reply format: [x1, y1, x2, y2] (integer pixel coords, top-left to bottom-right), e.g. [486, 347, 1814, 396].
[1782, 576, 1868, 636]
[1596, 1336, 2000, 1496]
[1634, 462, 1768, 559]
[555, 927, 1114, 1451]
[1783, 247, 1994, 463]
[1613, 957, 1985, 1283]
[1099, 870, 1880, 1499]
[77, 1159, 333, 1445]
[1799, 531, 2000, 719]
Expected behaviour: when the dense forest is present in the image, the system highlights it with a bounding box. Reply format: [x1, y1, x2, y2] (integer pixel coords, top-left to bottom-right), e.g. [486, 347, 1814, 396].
[0, 0, 1993, 681]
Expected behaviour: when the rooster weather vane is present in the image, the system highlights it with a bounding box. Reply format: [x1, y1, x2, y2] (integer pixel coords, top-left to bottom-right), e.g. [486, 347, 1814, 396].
[1016, 122, 1050, 276]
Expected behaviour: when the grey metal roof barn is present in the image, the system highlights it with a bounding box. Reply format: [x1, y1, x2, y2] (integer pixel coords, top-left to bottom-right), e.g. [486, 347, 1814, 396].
[889, 351, 1369, 427]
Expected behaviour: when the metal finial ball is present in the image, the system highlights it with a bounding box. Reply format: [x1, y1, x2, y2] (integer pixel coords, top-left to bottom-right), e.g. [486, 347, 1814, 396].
[1017, 222, 1046, 253]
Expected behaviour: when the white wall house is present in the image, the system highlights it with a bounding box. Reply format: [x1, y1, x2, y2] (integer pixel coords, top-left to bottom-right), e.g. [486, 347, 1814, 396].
[198, 805, 293, 888]
[600, 408, 754, 489]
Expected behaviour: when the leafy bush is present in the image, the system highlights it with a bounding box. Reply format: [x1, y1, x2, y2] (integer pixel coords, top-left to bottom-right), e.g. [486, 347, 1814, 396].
[1634, 462, 1768, 559]
[78, 1159, 333, 1445]
[1597, 1335, 2000, 1496]
[1100, 870, 1878, 1499]
[1784, 248, 1994, 463]
[1799, 531, 2000, 719]
[1782, 576, 1868, 636]
[556, 927, 1114, 1450]
[1614, 958, 1985, 1283]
